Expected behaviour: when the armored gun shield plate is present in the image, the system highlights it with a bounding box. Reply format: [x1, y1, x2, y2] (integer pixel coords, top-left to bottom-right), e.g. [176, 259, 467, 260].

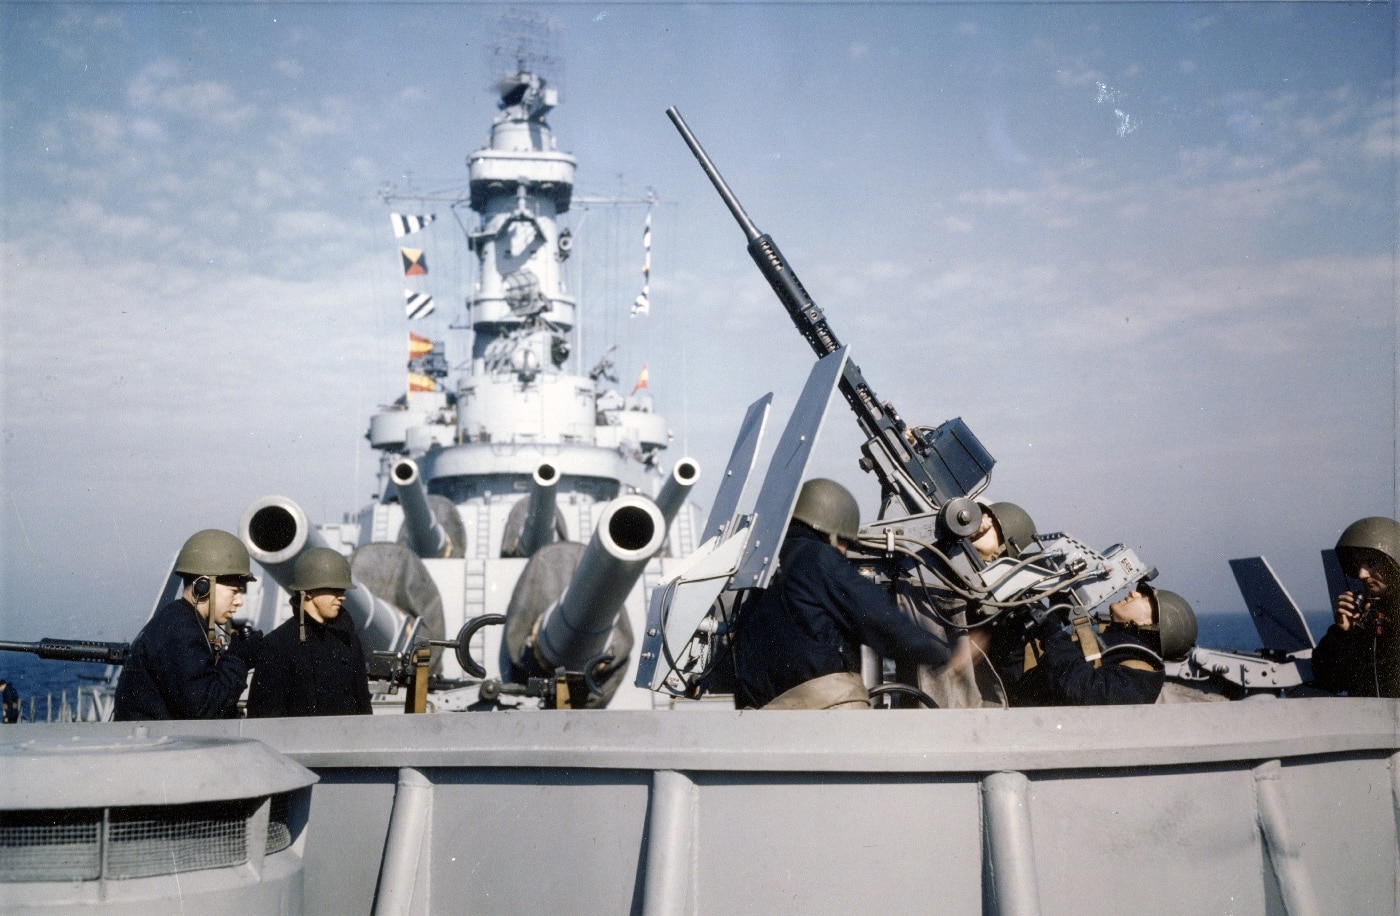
[702, 392, 773, 543]
[635, 527, 751, 691]
[728, 347, 849, 592]
[1229, 556, 1315, 652]
[1320, 548, 1350, 611]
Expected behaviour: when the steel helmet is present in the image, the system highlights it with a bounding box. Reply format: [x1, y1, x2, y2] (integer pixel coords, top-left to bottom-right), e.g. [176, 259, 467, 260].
[1334, 516, 1400, 579]
[791, 478, 861, 544]
[1148, 587, 1197, 661]
[290, 548, 353, 592]
[173, 529, 255, 581]
[985, 502, 1036, 560]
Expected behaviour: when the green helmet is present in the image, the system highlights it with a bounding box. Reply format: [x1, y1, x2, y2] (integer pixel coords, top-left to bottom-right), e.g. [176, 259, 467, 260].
[174, 529, 255, 581]
[1149, 587, 1197, 661]
[791, 478, 861, 544]
[1335, 516, 1400, 579]
[290, 548, 353, 592]
[985, 502, 1036, 559]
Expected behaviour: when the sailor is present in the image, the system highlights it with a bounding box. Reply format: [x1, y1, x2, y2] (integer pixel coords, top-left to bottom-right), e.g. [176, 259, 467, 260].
[1311, 516, 1400, 698]
[113, 529, 263, 720]
[1, 678, 18, 723]
[732, 478, 956, 710]
[1011, 583, 1196, 706]
[247, 548, 372, 717]
[897, 500, 1038, 708]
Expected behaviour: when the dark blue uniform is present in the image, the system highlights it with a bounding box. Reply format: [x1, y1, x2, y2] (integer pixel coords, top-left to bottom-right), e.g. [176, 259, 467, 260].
[246, 612, 372, 717]
[734, 526, 952, 709]
[113, 598, 251, 720]
[1312, 603, 1400, 698]
[1012, 621, 1164, 706]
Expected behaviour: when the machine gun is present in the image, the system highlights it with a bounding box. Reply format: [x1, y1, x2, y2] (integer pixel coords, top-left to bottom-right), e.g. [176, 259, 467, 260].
[0, 637, 129, 665]
[667, 108, 994, 518]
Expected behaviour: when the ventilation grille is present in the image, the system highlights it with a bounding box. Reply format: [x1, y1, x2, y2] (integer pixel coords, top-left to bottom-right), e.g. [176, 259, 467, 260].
[1, 795, 292, 883]
[105, 800, 250, 879]
[266, 793, 293, 856]
[0, 809, 102, 882]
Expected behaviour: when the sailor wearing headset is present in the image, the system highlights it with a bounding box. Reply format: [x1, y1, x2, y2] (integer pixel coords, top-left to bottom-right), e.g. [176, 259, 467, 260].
[114, 529, 263, 721]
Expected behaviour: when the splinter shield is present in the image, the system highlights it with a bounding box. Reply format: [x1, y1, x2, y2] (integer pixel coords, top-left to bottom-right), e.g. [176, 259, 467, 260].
[701, 393, 773, 543]
[729, 347, 849, 592]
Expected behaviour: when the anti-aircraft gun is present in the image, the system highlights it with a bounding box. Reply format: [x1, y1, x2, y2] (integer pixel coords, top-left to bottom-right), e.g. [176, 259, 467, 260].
[0, 638, 128, 665]
[639, 111, 1163, 703]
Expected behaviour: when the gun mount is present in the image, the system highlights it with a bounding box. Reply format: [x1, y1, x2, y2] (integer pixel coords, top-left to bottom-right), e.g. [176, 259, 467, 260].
[391, 458, 458, 559]
[538, 494, 666, 669]
[240, 495, 424, 658]
[500, 494, 667, 707]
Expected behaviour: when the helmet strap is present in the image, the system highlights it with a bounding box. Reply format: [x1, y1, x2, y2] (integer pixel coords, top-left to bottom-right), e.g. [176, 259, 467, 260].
[299, 592, 307, 642]
[199, 576, 216, 645]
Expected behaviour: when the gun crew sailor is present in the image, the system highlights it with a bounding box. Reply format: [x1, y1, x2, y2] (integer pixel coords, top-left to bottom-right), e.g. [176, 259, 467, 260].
[1312, 516, 1400, 698]
[114, 529, 263, 721]
[732, 479, 956, 710]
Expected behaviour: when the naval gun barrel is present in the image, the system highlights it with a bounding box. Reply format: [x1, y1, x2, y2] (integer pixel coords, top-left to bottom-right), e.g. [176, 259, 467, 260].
[0, 638, 128, 665]
[240, 495, 422, 655]
[535, 494, 666, 671]
[653, 457, 700, 527]
[518, 462, 562, 558]
[391, 458, 453, 558]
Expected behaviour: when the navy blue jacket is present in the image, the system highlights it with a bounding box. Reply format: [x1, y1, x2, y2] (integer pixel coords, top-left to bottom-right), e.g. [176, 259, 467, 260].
[734, 526, 952, 708]
[1013, 621, 1164, 706]
[246, 611, 372, 717]
[113, 598, 250, 720]
[1312, 611, 1400, 698]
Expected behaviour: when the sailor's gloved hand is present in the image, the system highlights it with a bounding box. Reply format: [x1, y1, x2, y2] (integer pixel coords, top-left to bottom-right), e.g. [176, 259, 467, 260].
[228, 627, 264, 666]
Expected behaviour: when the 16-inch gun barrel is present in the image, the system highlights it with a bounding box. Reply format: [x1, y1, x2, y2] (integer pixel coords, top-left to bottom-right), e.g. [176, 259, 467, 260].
[535, 494, 666, 671]
[391, 458, 454, 559]
[653, 457, 700, 527]
[518, 462, 561, 558]
[240, 495, 422, 655]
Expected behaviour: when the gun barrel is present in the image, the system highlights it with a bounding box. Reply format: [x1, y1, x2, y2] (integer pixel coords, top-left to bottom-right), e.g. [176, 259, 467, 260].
[240, 495, 421, 655]
[391, 458, 453, 558]
[666, 107, 761, 243]
[0, 638, 129, 665]
[536, 494, 666, 670]
[668, 106, 995, 514]
[653, 457, 700, 526]
[518, 462, 561, 557]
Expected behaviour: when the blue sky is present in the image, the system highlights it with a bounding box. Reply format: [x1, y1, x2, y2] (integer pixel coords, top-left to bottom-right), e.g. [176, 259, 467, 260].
[1, 2, 1394, 640]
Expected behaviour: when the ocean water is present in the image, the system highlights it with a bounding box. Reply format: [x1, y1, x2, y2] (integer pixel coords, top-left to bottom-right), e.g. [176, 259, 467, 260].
[0, 654, 115, 723]
[0, 609, 1335, 723]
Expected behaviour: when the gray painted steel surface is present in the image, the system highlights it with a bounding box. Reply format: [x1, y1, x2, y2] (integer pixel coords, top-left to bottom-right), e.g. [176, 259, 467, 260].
[1, 735, 317, 914]
[26, 700, 1397, 915]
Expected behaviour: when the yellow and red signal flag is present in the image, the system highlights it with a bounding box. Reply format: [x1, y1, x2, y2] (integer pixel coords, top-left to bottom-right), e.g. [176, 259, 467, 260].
[409, 332, 434, 359]
[400, 247, 427, 277]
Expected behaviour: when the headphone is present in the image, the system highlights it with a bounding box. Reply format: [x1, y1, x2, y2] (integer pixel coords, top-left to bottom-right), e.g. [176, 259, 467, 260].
[192, 576, 212, 600]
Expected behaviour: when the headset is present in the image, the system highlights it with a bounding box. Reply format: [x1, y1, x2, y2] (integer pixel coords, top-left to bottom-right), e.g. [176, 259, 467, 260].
[192, 576, 212, 600]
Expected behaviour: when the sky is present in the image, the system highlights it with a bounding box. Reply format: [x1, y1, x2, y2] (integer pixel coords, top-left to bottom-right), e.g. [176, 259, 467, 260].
[1, 2, 1395, 642]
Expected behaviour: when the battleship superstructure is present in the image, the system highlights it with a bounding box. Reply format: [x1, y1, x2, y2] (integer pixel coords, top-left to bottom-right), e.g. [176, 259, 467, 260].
[229, 70, 699, 711]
